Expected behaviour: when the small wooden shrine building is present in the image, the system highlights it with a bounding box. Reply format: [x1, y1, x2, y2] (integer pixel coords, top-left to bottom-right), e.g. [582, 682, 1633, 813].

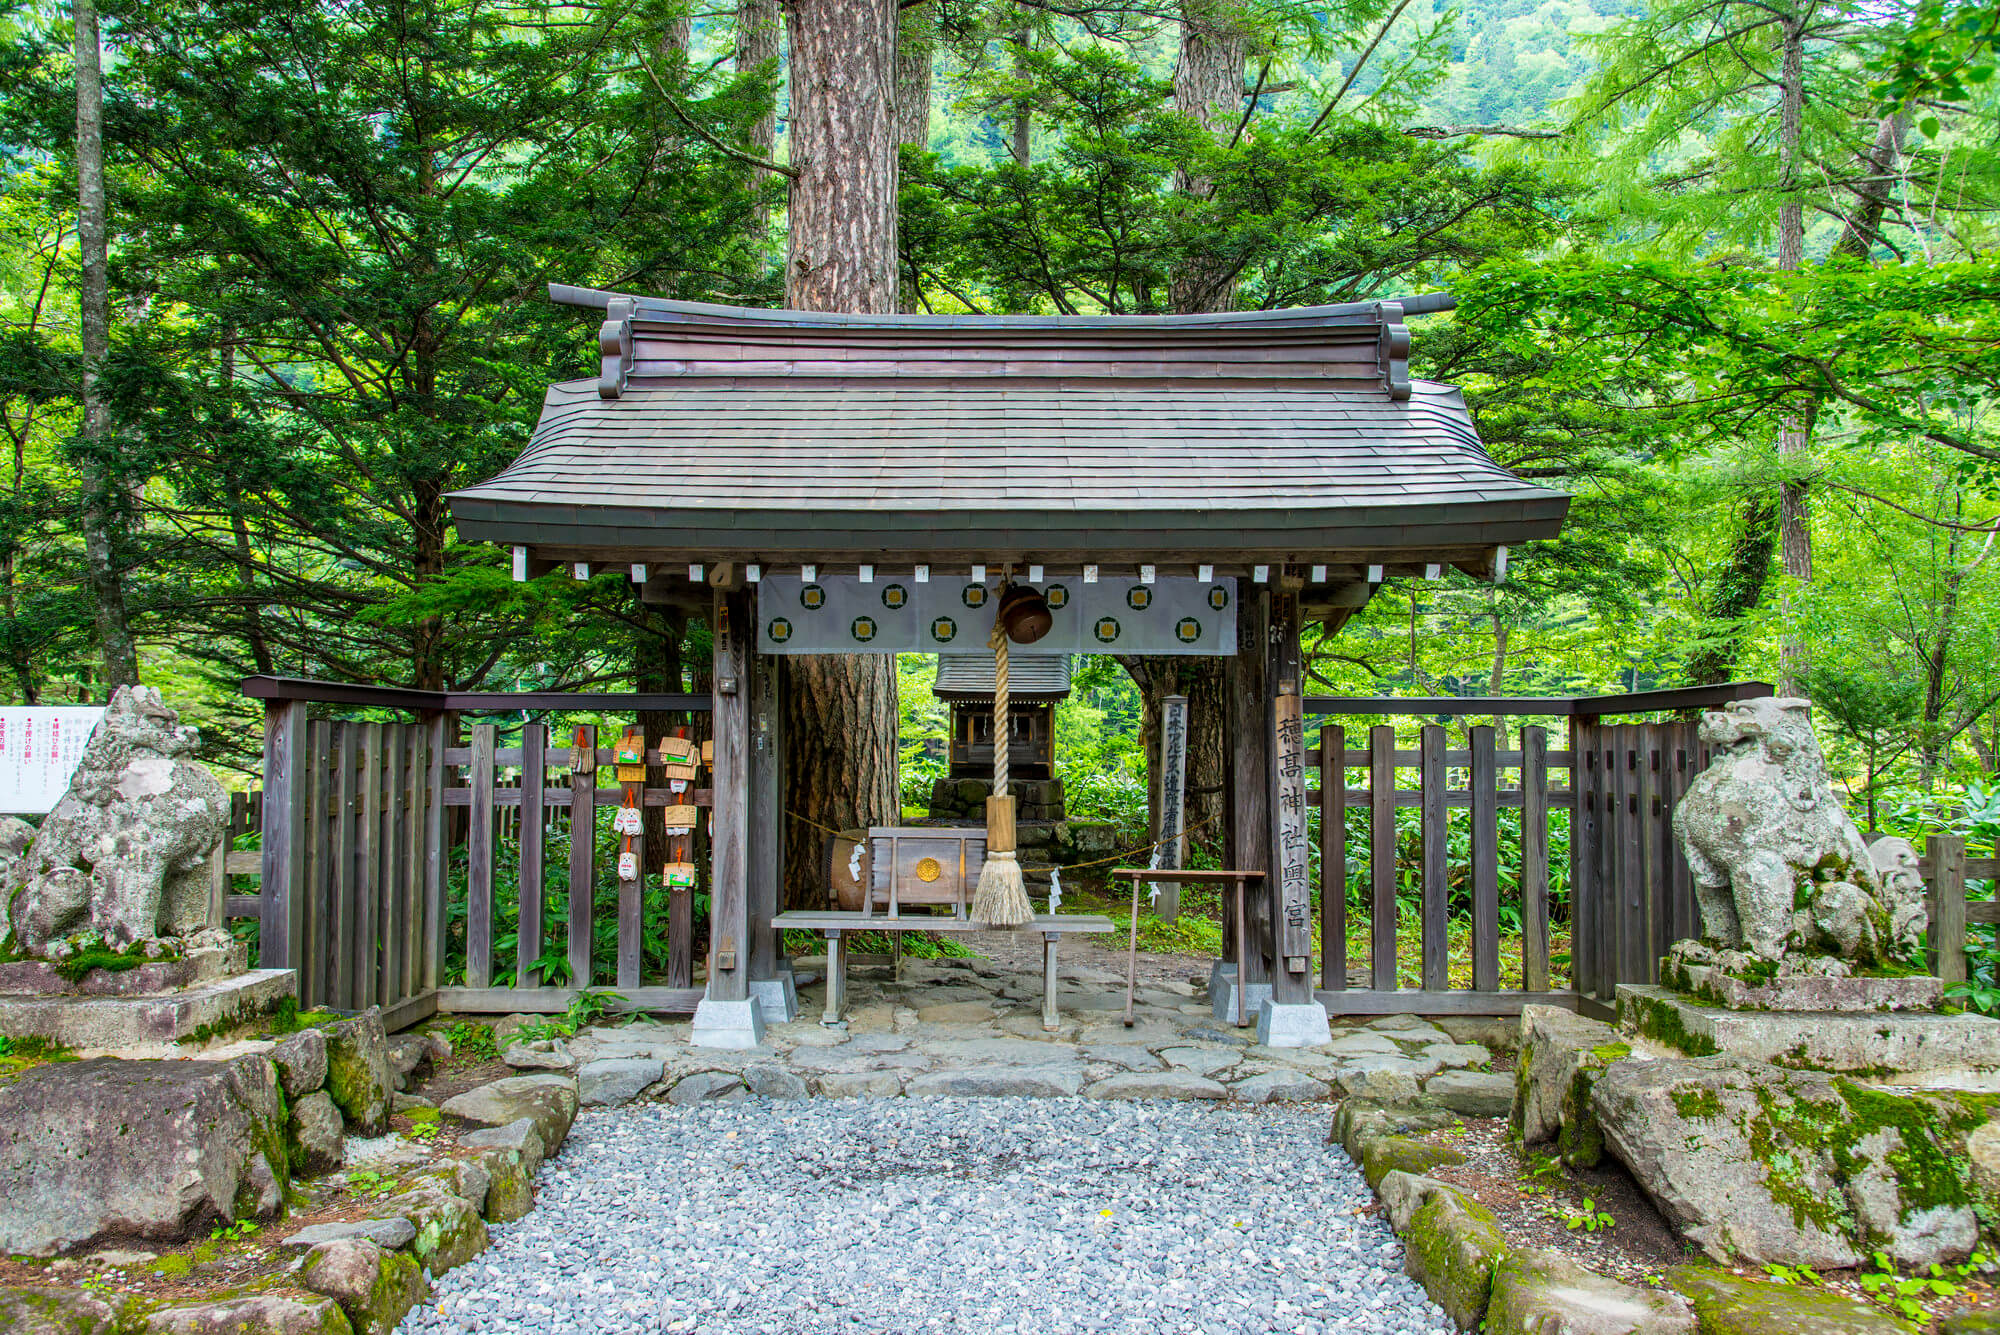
[935, 653, 1070, 783]
[447, 286, 1568, 1044]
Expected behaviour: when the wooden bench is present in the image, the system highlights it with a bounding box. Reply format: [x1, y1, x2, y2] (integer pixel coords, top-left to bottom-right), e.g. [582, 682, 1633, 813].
[772, 911, 1116, 1030]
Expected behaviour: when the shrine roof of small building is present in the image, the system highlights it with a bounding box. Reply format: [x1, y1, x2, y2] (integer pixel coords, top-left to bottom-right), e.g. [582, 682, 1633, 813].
[447, 287, 1569, 573]
[933, 654, 1073, 703]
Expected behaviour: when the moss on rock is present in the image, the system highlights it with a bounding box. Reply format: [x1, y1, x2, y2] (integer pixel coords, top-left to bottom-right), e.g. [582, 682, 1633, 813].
[1360, 1136, 1467, 1190]
[1404, 1182, 1508, 1332]
[1666, 1266, 1905, 1335]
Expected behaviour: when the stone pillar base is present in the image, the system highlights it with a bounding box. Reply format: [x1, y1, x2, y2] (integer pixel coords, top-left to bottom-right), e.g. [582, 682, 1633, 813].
[690, 997, 766, 1049]
[749, 973, 799, 1025]
[1207, 963, 1272, 1026]
[1256, 999, 1333, 1048]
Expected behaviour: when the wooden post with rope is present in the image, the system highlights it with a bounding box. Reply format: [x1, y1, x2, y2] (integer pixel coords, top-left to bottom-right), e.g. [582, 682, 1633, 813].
[970, 602, 1034, 926]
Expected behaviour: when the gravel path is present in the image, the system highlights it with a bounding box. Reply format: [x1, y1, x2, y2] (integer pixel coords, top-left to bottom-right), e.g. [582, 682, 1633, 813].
[400, 1098, 1450, 1335]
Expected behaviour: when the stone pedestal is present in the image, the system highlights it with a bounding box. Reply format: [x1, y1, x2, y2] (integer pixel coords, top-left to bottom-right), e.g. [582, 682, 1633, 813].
[1669, 959, 1942, 1012]
[691, 996, 767, 1049]
[1617, 983, 2000, 1085]
[1256, 999, 1333, 1048]
[749, 970, 800, 1025]
[1207, 962, 1272, 1026]
[0, 968, 297, 1049]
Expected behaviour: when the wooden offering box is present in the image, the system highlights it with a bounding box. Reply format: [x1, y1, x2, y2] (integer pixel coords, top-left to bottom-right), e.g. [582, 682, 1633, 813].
[863, 827, 987, 917]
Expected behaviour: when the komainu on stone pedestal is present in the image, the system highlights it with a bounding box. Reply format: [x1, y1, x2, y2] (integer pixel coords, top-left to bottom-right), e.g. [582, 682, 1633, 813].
[1, 686, 230, 958]
[1671, 696, 1924, 973]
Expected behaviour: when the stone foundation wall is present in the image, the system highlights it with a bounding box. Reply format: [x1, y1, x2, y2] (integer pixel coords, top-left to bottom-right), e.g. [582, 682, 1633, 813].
[928, 776, 1067, 823]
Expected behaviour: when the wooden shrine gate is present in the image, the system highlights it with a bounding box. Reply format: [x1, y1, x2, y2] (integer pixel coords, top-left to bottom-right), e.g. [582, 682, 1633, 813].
[1307, 683, 1767, 1018]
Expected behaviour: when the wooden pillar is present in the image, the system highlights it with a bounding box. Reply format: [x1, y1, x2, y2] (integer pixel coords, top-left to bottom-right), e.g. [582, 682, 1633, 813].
[259, 698, 308, 972]
[1225, 585, 1271, 985]
[1266, 582, 1312, 1004]
[708, 586, 753, 1002]
[747, 647, 785, 980]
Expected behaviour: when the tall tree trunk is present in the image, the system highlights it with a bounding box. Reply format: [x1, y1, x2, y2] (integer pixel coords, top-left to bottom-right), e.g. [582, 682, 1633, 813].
[1832, 113, 1909, 261]
[779, 0, 901, 909]
[74, 0, 138, 690]
[1008, 26, 1033, 167]
[894, 3, 932, 152]
[1774, 13, 1812, 694]
[1685, 496, 1777, 686]
[783, 0, 899, 312]
[1170, 0, 1248, 314]
[736, 0, 781, 244]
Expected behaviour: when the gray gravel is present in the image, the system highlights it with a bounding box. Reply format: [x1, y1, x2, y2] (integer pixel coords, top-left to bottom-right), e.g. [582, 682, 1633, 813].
[399, 1098, 1450, 1335]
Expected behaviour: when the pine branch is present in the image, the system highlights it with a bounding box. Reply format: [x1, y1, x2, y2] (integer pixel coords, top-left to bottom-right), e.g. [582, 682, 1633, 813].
[639, 56, 798, 180]
[1402, 123, 1562, 140]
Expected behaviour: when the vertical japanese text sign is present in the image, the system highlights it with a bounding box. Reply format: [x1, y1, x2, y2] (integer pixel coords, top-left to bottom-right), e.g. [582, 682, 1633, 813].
[1273, 691, 1311, 971]
[1149, 695, 1189, 920]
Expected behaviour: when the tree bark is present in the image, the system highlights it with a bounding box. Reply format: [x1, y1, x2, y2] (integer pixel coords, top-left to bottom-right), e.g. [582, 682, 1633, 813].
[1685, 496, 1776, 686]
[736, 0, 782, 243]
[1170, 0, 1248, 314]
[783, 0, 899, 312]
[1008, 27, 1033, 168]
[74, 0, 139, 690]
[894, 3, 932, 152]
[1774, 13, 1811, 694]
[779, 0, 902, 909]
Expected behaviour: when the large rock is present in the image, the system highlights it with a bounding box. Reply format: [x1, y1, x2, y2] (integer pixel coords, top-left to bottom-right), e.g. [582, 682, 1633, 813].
[1083, 1070, 1228, 1100]
[579, 1057, 663, 1106]
[1359, 1136, 1466, 1190]
[1592, 1055, 1983, 1268]
[367, 1188, 488, 1275]
[281, 1218, 418, 1250]
[300, 1238, 431, 1335]
[4, 686, 230, 954]
[0, 1287, 134, 1334]
[1403, 1180, 1509, 1331]
[1425, 1069, 1514, 1118]
[322, 1010, 394, 1136]
[287, 1089, 346, 1176]
[472, 1144, 537, 1223]
[441, 1074, 578, 1153]
[1513, 1005, 1630, 1168]
[0, 1055, 288, 1256]
[1331, 1100, 1460, 1160]
[907, 1067, 1085, 1098]
[273, 1027, 329, 1099]
[1666, 1267, 1909, 1335]
[461, 1118, 547, 1177]
[1672, 697, 1916, 966]
[1487, 1248, 1694, 1335]
[142, 1294, 353, 1334]
[384, 1034, 435, 1088]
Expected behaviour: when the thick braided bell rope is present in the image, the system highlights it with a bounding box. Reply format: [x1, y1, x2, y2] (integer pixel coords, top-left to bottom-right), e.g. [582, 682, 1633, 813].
[988, 622, 1010, 798]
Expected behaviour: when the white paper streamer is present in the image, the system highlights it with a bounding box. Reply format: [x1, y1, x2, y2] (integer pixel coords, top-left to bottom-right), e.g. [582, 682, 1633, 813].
[848, 842, 864, 884]
[1047, 866, 1062, 913]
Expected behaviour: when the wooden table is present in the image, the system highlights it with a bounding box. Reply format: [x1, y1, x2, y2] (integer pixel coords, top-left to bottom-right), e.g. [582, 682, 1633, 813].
[773, 911, 1115, 1031]
[1109, 868, 1267, 1026]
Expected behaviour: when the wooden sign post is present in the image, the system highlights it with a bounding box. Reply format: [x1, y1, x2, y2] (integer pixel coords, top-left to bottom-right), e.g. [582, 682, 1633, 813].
[1150, 694, 1189, 921]
[1273, 689, 1312, 976]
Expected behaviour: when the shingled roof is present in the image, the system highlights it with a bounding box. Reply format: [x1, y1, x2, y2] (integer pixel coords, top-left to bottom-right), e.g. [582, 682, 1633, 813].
[934, 654, 1073, 702]
[447, 287, 1568, 569]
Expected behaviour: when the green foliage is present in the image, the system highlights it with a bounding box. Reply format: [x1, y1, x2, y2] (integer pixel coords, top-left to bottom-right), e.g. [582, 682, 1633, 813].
[1556, 1196, 1615, 1231]
[441, 1020, 498, 1063]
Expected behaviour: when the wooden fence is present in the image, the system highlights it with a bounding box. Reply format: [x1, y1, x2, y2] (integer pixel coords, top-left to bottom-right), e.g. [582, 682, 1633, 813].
[1907, 834, 1999, 989]
[247, 677, 712, 1026]
[1305, 685, 1761, 1017]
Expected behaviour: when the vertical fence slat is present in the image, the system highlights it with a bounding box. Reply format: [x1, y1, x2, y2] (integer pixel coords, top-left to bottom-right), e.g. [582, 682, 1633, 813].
[422, 713, 450, 992]
[355, 722, 383, 1010]
[518, 724, 546, 990]
[1931, 833, 1967, 987]
[1419, 725, 1449, 991]
[303, 720, 333, 1008]
[1320, 725, 1346, 992]
[466, 723, 496, 991]
[381, 726, 406, 1007]
[404, 721, 428, 1002]
[1521, 726, 1550, 993]
[1598, 736, 1621, 1001]
[1616, 733, 1645, 989]
[1638, 735, 1664, 983]
[1569, 719, 1597, 1001]
[618, 813, 645, 990]
[333, 724, 358, 1010]
[1470, 725, 1500, 992]
[1369, 724, 1397, 990]
[1668, 728, 1697, 943]
[258, 700, 309, 973]
[568, 725, 597, 988]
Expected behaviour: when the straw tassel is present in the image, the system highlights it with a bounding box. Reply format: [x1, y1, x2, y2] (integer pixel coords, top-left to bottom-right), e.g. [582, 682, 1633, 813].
[970, 619, 1034, 927]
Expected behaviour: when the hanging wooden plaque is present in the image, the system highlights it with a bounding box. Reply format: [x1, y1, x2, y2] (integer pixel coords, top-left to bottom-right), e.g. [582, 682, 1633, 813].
[700, 740, 714, 767]
[661, 861, 698, 888]
[660, 804, 699, 831]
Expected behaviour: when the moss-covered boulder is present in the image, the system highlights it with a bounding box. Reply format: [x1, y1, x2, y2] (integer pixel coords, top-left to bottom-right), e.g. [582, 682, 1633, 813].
[1593, 1055, 1983, 1269]
[287, 1089, 344, 1177]
[439, 1074, 577, 1154]
[1666, 1267, 1907, 1335]
[299, 1238, 431, 1335]
[1331, 1099, 1460, 1160]
[1487, 1248, 1694, 1335]
[1942, 1308, 2000, 1335]
[472, 1145, 537, 1222]
[320, 1010, 393, 1136]
[1360, 1135, 1467, 1190]
[1513, 1005, 1630, 1169]
[141, 1292, 355, 1333]
[367, 1188, 488, 1275]
[1403, 1181, 1509, 1331]
[0, 1285, 138, 1334]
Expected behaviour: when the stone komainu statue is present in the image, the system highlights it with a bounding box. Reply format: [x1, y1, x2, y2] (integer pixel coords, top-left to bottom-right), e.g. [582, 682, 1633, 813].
[1, 686, 230, 957]
[1672, 696, 1924, 969]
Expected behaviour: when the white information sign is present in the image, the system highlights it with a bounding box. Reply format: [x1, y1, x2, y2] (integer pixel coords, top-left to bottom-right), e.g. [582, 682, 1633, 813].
[0, 707, 105, 813]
